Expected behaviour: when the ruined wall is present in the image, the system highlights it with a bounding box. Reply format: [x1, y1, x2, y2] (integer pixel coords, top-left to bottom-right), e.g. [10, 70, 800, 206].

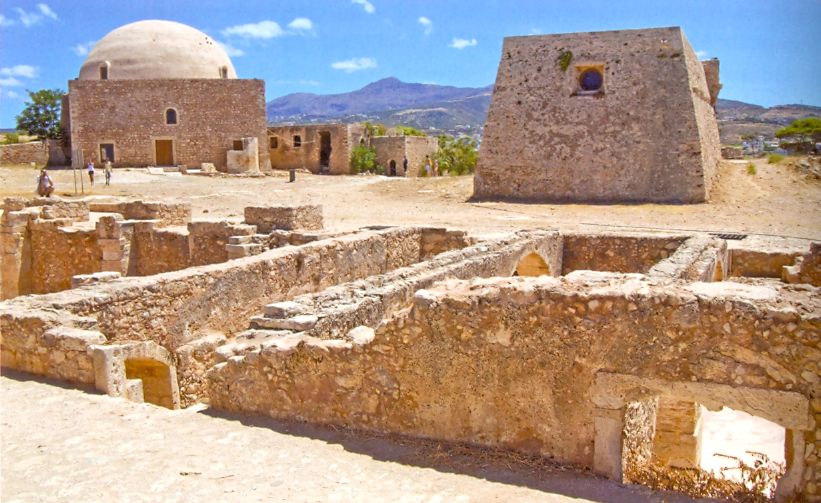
[561, 234, 685, 274]
[370, 136, 437, 177]
[29, 220, 102, 293]
[188, 221, 256, 266]
[67, 79, 268, 171]
[267, 124, 353, 174]
[244, 205, 323, 233]
[130, 223, 190, 276]
[88, 200, 191, 226]
[0, 141, 49, 165]
[206, 275, 819, 497]
[475, 27, 720, 203]
[700, 59, 721, 109]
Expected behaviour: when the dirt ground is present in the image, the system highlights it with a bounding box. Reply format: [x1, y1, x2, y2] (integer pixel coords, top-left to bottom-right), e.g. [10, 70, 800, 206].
[1, 159, 818, 501]
[1, 157, 819, 240]
[1, 372, 703, 503]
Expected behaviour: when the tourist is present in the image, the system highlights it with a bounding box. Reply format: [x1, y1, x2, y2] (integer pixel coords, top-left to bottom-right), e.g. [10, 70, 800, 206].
[104, 160, 112, 186]
[424, 155, 432, 176]
[433, 159, 440, 177]
[87, 160, 95, 186]
[36, 169, 54, 197]
[402, 156, 408, 176]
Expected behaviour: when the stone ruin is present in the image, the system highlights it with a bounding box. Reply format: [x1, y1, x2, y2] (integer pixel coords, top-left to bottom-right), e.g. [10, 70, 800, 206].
[1, 195, 819, 500]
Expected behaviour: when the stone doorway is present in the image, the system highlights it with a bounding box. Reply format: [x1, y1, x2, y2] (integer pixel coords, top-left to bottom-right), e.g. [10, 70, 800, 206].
[124, 358, 176, 409]
[155, 139, 174, 166]
[514, 252, 551, 276]
[319, 132, 332, 171]
[99, 143, 115, 163]
[389, 160, 397, 176]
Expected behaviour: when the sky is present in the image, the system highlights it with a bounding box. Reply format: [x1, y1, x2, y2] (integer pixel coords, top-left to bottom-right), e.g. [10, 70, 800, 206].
[0, 0, 819, 127]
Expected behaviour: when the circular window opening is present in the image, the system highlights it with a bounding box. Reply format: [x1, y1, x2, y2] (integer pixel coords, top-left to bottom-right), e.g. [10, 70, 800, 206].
[579, 69, 603, 92]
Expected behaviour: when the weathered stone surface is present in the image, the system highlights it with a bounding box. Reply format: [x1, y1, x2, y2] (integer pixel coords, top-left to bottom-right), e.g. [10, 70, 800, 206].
[244, 205, 323, 232]
[475, 27, 721, 203]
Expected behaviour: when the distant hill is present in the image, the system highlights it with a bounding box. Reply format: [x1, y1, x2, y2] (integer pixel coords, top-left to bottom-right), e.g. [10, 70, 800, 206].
[716, 99, 820, 144]
[267, 77, 492, 137]
[266, 78, 819, 142]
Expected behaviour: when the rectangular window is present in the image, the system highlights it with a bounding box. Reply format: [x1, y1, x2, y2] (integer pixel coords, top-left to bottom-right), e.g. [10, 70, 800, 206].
[269, 136, 278, 149]
[233, 140, 243, 150]
[293, 135, 302, 148]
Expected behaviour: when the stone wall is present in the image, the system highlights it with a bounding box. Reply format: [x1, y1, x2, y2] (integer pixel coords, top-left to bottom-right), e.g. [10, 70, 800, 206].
[561, 233, 685, 274]
[244, 205, 323, 232]
[89, 200, 191, 226]
[206, 274, 818, 499]
[66, 79, 268, 171]
[267, 124, 361, 174]
[700, 59, 721, 109]
[370, 136, 437, 177]
[0, 141, 49, 166]
[29, 220, 102, 293]
[474, 27, 721, 203]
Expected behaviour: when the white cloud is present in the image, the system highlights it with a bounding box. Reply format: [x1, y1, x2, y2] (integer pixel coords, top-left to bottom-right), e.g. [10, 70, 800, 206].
[214, 39, 244, 57]
[449, 38, 477, 49]
[288, 17, 313, 31]
[0, 65, 38, 78]
[222, 20, 284, 39]
[0, 77, 23, 87]
[695, 50, 708, 58]
[331, 57, 377, 73]
[38, 3, 57, 20]
[418, 16, 432, 35]
[0, 14, 14, 27]
[71, 41, 96, 56]
[5, 90, 21, 99]
[529, 28, 542, 35]
[14, 3, 57, 27]
[352, 0, 375, 14]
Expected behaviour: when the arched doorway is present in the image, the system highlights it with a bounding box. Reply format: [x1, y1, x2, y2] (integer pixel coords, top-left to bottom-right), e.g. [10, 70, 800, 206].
[125, 358, 176, 409]
[389, 160, 397, 176]
[515, 252, 550, 276]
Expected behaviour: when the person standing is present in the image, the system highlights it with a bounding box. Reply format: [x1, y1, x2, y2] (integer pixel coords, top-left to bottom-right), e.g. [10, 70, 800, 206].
[402, 156, 408, 176]
[87, 160, 95, 186]
[424, 155, 432, 177]
[433, 159, 440, 177]
[104, 160, 112, 186]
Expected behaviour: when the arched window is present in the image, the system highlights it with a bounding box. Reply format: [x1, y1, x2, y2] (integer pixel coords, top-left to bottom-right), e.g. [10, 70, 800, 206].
[293, 135, 302, 148]
[99, 61, 110, 80]
[219, 66, 228, 79]
[165, 108, 177, 125]
[579, 68, 603, 92]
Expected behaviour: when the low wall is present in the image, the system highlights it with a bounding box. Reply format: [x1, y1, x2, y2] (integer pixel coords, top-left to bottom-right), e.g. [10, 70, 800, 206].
[0, 141, 48, 165]
[206, 274, 819, 498]
[561, 233, 686, 274]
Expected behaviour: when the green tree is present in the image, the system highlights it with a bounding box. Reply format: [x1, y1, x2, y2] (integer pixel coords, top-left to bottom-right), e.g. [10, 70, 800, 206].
[350, 144, 377, 173]
[432, 135, 478, 175]
[16, 89, 64, 140]
[775, 117, 821, 153]
[395, 125, 426, 137]
[363, 121, 386, 137]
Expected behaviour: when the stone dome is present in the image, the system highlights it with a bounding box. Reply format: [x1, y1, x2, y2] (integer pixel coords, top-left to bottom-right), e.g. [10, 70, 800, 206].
[78, 20, 237, 80]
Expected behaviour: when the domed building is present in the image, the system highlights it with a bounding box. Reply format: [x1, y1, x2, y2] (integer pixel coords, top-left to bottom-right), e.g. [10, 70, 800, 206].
[63, 20, 268, 172]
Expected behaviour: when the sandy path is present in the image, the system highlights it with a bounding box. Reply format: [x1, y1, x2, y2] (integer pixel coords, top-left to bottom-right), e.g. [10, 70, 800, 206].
[1, 372, 701, 503]
[2, 158, 819, 239]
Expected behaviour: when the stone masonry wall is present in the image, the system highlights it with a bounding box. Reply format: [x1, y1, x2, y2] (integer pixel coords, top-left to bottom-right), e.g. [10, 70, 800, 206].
[206, 274, 819, 498]
[67, 79, 268, 171]
[0, 141, 48, 166]
[475, 27, 720, 203]
[370, 136, 437, 177]
[267, 124, 355, 174]
[561, 234, 685, 274]
[29, 220, 102, 294]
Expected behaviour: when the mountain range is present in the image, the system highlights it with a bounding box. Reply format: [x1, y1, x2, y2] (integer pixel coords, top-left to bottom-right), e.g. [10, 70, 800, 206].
[266, 77, 820, 142]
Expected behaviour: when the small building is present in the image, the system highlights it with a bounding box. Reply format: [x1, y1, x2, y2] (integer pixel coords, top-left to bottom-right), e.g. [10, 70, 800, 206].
[474, 26, 722, 203]
[267, 124, 364, 175]
[267, 123, 437, 176]
[63, 20, 269, 173]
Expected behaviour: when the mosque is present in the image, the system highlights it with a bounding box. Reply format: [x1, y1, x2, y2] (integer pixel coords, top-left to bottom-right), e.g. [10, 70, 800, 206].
[62, 20, 269, 173]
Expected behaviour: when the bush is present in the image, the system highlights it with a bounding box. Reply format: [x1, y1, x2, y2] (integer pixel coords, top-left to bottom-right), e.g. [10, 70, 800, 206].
[747, 162, 757, 175]
[2, 133, 20, 144]
[767, 154, 785, 164]
[395, 125, 426, 137]
[350, 144, 377, 174]
[432, 135, 478, 176]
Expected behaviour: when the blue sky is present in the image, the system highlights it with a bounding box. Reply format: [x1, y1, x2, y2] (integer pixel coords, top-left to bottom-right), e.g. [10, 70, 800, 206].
[0, 0, 819, 127]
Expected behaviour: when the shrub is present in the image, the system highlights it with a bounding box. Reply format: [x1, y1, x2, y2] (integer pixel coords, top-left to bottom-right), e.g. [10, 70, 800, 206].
[2, 133, 20, 144]
[350, 144, 377, 174]
[432, 135, 478, 176]
[747, 162, 757, 175]
[395, 125, 426, 137]
[767, 154, 785, 164]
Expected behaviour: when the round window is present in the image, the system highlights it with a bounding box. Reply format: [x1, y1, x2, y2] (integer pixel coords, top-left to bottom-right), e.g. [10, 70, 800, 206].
[579, 69, 603, 92]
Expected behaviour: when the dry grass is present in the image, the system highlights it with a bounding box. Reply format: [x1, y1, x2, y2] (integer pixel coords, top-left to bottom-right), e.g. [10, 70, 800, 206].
[624, 451, 795, 502]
